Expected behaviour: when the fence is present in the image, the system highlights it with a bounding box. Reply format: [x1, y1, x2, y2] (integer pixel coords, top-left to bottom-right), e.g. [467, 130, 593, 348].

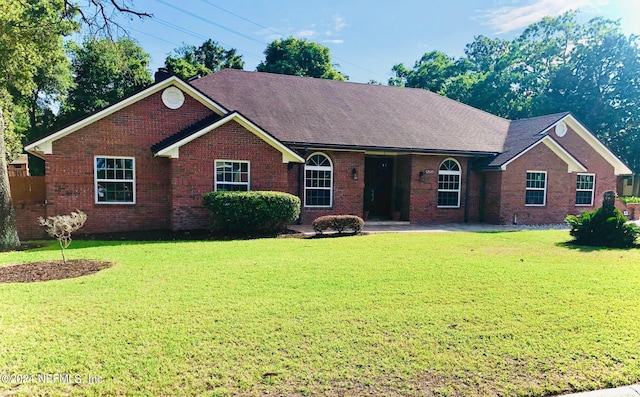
[9, 176, 46, 204]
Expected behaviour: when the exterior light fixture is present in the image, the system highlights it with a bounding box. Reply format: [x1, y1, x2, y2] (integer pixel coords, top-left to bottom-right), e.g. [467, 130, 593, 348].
[352, 167, 358, 180]
[419, 171, 425, 182]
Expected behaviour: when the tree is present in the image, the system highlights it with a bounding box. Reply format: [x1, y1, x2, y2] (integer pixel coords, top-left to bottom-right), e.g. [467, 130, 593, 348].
[165, 39, 243, 80]
[257, 37, 346, 81]
[59, 38, 152, 124]
[39, 210, 87, 263]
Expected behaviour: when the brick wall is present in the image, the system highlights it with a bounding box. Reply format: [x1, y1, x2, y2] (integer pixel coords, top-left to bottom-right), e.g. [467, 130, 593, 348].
[14, 203, 47, 240]
[169, 119, 291, 230]
[44, 87, 213, 234]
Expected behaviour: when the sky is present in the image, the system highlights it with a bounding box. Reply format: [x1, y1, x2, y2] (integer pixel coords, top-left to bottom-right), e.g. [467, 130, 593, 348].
[110, 0, 640, 84]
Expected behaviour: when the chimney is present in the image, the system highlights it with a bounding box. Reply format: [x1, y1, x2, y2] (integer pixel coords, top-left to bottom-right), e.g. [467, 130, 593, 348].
[154, 67, 172, 83]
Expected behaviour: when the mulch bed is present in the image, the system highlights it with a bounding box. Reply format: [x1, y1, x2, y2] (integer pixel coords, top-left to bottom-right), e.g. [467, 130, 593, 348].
[0, 260, 111, 283]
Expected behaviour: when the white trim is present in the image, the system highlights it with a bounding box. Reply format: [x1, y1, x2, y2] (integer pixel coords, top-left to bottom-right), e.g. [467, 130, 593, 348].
[525, 170, 547, 207]
[546, 115, 632, 175]
[575, 173, 596, 207]
[214, 160, 250, 191]
[501, 135, 587, 173]
[25, 77, 227, 158]
[437, 158, 461, 208]
[304, 152, 333, 208]
[154, 111, 304, 164]
[94, 156, 136, 205]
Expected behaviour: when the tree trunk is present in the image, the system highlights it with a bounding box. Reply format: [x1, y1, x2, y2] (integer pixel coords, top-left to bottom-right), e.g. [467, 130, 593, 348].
[0, 108, 21, 249]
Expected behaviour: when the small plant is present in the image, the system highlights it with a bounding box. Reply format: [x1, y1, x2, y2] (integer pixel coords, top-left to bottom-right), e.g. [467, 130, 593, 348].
[620, 196, 640, 204]
[38, 210, 87, 263]
[565, 191, 639, 248]
[313, 215, 364, 234]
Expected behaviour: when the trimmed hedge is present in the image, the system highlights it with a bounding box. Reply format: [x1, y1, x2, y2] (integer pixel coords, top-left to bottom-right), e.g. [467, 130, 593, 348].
[313, 215, 364, 234]
[565, 208, 640, 248]
[202, 191, 300, 234]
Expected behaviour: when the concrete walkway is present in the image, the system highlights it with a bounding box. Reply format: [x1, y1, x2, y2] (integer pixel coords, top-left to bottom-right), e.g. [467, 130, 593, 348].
[289, 221, 567, 234]
[559, 384, 640, 397]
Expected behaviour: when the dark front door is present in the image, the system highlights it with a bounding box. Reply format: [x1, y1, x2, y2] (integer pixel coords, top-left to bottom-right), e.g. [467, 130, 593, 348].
[364, 157, 393, 218]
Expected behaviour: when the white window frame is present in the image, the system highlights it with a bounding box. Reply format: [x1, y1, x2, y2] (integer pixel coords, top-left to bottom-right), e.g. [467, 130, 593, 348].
[94, 156, 136, 204]
[214, 160, 250, 191]
[525, 171, 547, 207]
[575, 173, 596, 206]
[304, 152, 333, 208]
[437, 158, 461, 208]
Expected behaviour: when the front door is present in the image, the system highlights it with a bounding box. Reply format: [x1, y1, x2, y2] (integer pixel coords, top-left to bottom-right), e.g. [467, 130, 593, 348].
[364, 157, 393, 219]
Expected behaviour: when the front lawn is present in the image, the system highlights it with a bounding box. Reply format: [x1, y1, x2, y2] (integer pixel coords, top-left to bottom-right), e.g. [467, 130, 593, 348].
[0, 231, 639, 396]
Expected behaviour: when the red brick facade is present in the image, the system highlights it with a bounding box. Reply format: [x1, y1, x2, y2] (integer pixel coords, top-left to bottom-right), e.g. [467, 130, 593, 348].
[17, 84, 627, 239]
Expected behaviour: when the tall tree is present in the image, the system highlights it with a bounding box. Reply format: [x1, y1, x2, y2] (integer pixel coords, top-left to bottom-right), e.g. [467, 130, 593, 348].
[165, 39, 243, 80]
[257, 37, 346, 81]
[59, 37, 152, 124]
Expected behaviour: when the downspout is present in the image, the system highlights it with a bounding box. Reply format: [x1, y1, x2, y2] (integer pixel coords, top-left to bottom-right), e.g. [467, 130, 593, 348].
[464, 157, 474, 223]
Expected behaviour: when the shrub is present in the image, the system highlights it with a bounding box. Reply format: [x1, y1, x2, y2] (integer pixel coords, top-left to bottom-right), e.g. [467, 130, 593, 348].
[565, 208, 639, 248]
[202, 191, 300, 234]
[38, 210, 87, 263]
[312, 215, 364, 234]
[620, 196, 640, 204]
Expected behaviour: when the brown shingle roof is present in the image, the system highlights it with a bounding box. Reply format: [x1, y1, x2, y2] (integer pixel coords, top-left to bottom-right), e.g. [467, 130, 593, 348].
[189, 69, 511, 154]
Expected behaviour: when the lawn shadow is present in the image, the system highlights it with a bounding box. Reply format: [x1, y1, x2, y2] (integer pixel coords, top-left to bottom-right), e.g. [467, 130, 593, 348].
[556, 240, 640, 252]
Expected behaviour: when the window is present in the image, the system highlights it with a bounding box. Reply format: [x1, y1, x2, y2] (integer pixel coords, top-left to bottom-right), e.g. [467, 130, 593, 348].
[95, 156, 135, 204]
[215, 160, 250, 191]
[305, 153, 332, 207]
[576, 173, 595, 206]
[525, 171, 547, 206]
[437, 158, 461, 208]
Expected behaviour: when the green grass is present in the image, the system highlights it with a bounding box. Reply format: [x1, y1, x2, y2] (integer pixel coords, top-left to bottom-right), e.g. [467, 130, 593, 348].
[1, 231, 639, 396]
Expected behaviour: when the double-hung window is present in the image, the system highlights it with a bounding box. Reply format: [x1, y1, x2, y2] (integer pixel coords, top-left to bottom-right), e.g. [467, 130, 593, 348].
[95, 156, 135, 204]
[305, 153, 332, 207]
[437, 158, 461, 208]
[215, 160, 250, 191]
[525, 171, 547, 206]
[575, 173, 595, 206]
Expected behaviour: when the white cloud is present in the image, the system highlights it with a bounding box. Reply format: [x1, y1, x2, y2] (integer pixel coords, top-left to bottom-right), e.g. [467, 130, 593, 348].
[322, 39, 344, 44]
[296, 30, 317, 38]
[332, 15, 348, 31]
[476, 0, 610, 34]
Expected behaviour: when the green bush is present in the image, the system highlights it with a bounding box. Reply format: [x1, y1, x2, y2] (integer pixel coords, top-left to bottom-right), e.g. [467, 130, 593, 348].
[620, 196, 640, 204]
[313, 215, 364, 234]
[565, 207, 639, 248]
[202, 191, 300, 234]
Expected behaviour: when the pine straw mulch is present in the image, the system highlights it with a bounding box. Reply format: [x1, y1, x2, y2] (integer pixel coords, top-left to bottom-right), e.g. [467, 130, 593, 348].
[0, 259, 111, 283]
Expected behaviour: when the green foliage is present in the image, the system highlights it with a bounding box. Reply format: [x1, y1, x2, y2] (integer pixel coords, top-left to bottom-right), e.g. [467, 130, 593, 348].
[257, 37, 346, 81]
[566, 207, 639, 248]
[312, 215, 364, 234]
[202, 191, 300, 234]
[58, 37, 152, 124]
[620, 196, 640, 204]
[165, 39, 244, 80]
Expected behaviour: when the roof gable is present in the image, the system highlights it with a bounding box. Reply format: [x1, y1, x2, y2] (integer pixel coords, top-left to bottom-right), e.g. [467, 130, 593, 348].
[153, 111, 304, 163]
[25, 77, 228, 158]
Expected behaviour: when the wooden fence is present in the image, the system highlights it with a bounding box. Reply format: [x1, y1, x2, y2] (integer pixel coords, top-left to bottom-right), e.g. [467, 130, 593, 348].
[9, 176, 46, 204]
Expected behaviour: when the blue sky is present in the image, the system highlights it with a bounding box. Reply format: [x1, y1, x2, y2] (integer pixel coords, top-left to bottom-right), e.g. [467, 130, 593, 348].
[114, 0, 640, 83]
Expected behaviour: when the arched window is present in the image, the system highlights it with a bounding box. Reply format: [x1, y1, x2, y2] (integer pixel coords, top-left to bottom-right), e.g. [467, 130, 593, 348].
[305, 153, 332, 207]
[437, 158, 461, 208]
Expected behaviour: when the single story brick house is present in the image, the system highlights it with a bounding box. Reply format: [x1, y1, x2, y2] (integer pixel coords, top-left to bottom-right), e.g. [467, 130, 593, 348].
[24, 69, 632, 234]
